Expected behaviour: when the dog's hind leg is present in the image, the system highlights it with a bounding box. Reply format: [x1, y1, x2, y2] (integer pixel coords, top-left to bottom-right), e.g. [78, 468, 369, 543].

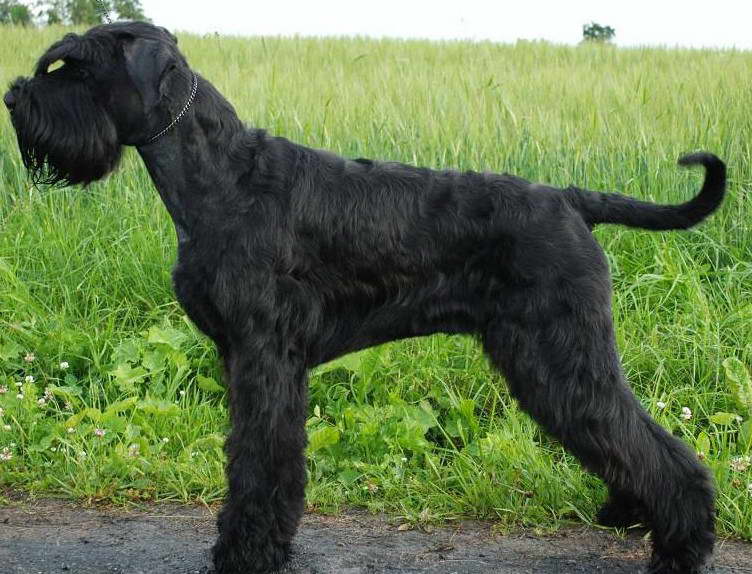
[212, 341, 308, 574]
[483, 302, 714, 574]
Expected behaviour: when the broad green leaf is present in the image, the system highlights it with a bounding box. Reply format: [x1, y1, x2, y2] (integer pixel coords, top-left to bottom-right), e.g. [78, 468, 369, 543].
[197, 374, 224, 393]
[709, 412, 740, 426]
[142, 348, 166, 372]
[110, 363, 148, 394]
[0, 340, 23, 362]
[739, 420, 752, 453]
[65, 407, 102, 427]
[111, 338, 141, 365]
[147, 325, 188, 350]
[695, 431, 711, 456]
[138, 398, 180, 417]
[104, 396, 139, 415]
[723, 358, 752, 414]
[101, 412, 127, 433]
[337, 469, 361, 486]
[308, 426, 340, 453]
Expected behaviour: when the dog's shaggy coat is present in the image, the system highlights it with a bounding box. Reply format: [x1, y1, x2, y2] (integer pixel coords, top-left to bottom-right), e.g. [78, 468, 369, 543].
[5, 22, 726, 574]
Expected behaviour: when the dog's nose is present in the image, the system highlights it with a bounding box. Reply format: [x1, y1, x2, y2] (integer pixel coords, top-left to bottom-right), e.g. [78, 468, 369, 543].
[3, 91, 15, 111]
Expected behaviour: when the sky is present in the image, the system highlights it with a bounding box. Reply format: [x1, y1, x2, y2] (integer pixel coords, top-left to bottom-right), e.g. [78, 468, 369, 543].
[141, 0, 752, 50]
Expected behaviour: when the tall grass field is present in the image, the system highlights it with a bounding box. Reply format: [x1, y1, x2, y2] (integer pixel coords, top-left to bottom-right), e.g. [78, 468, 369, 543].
[0, 26, 751, 538]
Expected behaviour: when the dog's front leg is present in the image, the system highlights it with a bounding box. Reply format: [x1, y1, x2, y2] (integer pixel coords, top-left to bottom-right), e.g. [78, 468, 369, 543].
[212, 342, 308, 574]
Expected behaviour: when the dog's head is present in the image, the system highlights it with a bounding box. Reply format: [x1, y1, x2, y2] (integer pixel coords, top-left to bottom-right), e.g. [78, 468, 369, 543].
[4, 21, 192, 186]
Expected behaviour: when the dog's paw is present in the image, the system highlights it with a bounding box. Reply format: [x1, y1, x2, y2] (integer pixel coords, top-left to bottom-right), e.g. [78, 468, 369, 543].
[212, 539, 291, 574]
[595, 498, 645, 528]
[647, 555, 709, 574]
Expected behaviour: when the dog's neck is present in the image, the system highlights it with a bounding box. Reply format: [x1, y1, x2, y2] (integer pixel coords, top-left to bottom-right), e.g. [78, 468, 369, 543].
[135, 75, 247, 243]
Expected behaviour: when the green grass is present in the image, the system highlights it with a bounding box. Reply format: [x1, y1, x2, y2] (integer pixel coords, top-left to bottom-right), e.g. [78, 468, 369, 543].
[1, 26, 751, 538]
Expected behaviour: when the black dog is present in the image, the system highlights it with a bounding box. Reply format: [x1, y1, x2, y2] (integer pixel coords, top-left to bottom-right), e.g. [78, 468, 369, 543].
[5, 22, 725, 574]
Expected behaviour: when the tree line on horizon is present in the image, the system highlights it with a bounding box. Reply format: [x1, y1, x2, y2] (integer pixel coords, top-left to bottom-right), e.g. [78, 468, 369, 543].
[0, 0, 146, 26]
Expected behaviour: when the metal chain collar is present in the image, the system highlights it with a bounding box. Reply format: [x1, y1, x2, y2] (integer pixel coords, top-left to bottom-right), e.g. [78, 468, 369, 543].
[147, 73, 199, 143]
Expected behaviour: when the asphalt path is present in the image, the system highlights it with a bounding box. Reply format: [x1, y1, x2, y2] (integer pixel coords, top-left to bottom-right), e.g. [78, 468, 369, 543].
[1, 498, 750, 573]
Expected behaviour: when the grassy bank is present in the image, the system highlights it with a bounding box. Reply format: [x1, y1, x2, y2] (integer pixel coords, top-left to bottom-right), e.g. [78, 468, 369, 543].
[0, 26, 750, 537]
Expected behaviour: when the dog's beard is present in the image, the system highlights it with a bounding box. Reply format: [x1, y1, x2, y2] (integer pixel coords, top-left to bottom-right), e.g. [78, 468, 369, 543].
[11, 80, 123, 186]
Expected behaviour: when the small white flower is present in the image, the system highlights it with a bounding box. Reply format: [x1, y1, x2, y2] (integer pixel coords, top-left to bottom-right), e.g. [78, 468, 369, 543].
[16, 393, 24, 400]
[15, 382, 23, 387]
[2, 425, 11, 432]
[37, 398, 46, 406]
[128, 444, 140, 457]
[50, 447, 57, 452]
[730, 456, 751, 473]
[656, 401, 666, 410]
[67, 427, 75, 434]
[179, 390, 186, 397]
[79, 451, 87, 458]
[0, 447, 12, 461]
[681, 407, 692, 421]
[94, 428, 106, 437]
[24, 375, 34, 384]
[0, 385, 7, 394]
[24, 352, 35, 363]
[64, 401, 73, 411]
[59, 361, 69, 370]
[161, 437, 169, 444]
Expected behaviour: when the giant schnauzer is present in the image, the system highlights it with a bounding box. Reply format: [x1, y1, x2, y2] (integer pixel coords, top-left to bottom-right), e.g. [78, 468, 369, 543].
[4, 21, 726, 574]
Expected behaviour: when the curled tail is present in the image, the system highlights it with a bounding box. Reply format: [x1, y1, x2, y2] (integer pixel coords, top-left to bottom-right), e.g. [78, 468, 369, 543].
[567, 152, 726, 230]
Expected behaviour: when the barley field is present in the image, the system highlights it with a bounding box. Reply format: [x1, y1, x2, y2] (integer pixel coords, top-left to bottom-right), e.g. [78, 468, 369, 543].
[0, 26, 750, 538]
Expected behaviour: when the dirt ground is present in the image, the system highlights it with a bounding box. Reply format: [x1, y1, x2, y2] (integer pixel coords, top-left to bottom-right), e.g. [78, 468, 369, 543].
[1, 497, 750, 573]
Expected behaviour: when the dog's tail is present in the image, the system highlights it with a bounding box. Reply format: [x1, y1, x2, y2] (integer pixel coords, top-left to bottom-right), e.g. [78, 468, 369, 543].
[566, 152, 726, 230]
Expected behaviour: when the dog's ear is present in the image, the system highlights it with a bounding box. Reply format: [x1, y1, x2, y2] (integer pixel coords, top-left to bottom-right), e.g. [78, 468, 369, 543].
[121, 37, 176, 113]
[34, 33, 87, 76]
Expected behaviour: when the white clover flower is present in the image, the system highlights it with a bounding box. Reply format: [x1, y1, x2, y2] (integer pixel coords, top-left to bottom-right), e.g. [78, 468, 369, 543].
[0, 385, 7, 394]
[681, 407, 692, 421]
[730, 456, 751, 473]
[24, 352, 35, 363]
[179, 390, 186, 397]
[161, 437, 169, 444]
[0, 447, 12, 461]
[24, 375, 34, 384]
[128, 444, 140, 457]
[656, 401, 666, 410]
[94, 428, 106, 437]
[16, 393, 24, 400]
[59, 361, 69, 370]
[37, 398, 46, 406]
[2, 425, 11, 432]
[67, 427, 75, 434]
